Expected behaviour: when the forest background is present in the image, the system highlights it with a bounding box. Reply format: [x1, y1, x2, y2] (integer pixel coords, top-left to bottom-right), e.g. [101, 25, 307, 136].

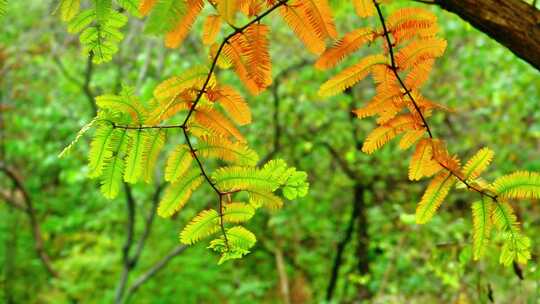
[0, 0, 539, 303]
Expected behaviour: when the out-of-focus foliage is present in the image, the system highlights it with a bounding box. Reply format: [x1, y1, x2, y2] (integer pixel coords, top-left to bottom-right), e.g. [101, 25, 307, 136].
[0, 1, 539, 303]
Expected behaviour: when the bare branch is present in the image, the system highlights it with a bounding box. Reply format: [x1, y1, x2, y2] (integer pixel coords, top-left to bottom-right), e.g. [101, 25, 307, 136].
[124, 245, 188, 301]
[0, 163, 59, 277]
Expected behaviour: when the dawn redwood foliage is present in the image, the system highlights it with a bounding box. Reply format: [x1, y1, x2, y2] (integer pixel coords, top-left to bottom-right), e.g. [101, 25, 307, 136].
[55, 0, 539, 265]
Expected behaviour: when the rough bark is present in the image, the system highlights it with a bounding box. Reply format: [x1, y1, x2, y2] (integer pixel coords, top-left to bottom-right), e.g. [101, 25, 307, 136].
[432, 0, 540, 70]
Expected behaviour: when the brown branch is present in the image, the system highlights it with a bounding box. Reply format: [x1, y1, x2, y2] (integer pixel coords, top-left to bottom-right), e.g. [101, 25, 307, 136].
[420, 0, 540, 71]
[0, 163, 59, 277]
[124, 244, 188, 302]
[373, 1, 498, 201]
[83, 52, 97, 116]
[130, 184, 164, 265]
[114, 183, 137, 304]
[52, 47, 96, 116]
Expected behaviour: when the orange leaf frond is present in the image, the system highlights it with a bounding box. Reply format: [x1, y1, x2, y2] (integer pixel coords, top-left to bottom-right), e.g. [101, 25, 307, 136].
[202, 15, 221, 45]
[395, 38, 447, 70]
[315, 28, 374, 70]
[353, 0, 375, 18]
[431, 139, 462, 175]
[388, 7, 437, 28]
[399, 130, 425, 150]
[165, 0, 204, 48]
[194, 106, 245, 142]
[391, 20, 439, 44]
[279, 2, 326, 54]
[298, 0, 337, 40]
[409, 138, 442, 180]
[207, 86, 252, 125]
[222, 35, 261, 95]
[404, 59, 434, 89]
[139, 0, 158, 16]
[244, 24, 273, 93]
[362, 114, 417, 154]
[319, 54, 387, 97]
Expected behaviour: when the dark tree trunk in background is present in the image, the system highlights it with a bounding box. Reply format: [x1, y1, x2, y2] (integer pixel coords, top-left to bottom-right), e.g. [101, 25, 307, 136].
[354, 184, 371, 300]
[431, 0, 540, 71]
[325, 184, 371, 301]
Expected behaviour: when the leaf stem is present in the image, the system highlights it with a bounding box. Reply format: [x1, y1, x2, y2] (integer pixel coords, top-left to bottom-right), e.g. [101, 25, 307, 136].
[372, 0, 498, 201]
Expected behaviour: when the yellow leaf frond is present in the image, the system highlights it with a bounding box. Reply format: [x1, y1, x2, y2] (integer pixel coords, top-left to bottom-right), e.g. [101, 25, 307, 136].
[353, 0, 375, 18]
[207, 86, 252, 125]
[408, 138, 442, 181]
[315, 27, 374, 70]
[194, 106, 245, 142]
[395, 38, 447, 70]
[279, 2, 326, 54]
[361, 114, 417, 154]
[298, 0, 337, 40]
[139, 0, 157, 16]
[165, 0, 204, 48]
[202, 14, 221, 45]
[319, 54, 386, 97]
[463, 147, 494, 181]
[416, 172, 456, 224]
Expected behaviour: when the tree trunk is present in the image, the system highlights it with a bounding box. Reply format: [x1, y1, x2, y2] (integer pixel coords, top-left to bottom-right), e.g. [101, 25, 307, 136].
[354, 184, 371, 300]
[432, 0, 540, 70]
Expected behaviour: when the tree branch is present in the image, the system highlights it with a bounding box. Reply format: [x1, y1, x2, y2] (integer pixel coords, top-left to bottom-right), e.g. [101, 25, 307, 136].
[325, 189, 358, 301]
[0, 163, 59, 277]
[114, 183, 137, 304]
[124, 244, 188, 302]
[417, 0, 540, 71]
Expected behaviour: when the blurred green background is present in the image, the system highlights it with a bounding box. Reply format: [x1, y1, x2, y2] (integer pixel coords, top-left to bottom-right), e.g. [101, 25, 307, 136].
[0, 1, 539, 303]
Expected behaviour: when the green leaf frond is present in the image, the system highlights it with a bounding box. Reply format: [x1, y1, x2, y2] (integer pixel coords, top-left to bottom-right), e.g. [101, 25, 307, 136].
[143, 0, 187, 34]
[116, 0, 140, 17]
[223, 202, 255, 223]
[123, 130, 147, 183]
[58, 0, 80, 22]
[208, 226, 256, 265]
[416, 172, 456, 224]
[141, 129, 166, 183]
[471, 198, 493, 260]
[164, 144, 193, 183]
[88, 122, 115, 178]
[196, 136, 259, 166]
[66, 0, 128, 63]
[248, 190, 284, 210]
[100, 128, 128, 199]
[96, 86, 148, 124]
[153, 66, 215, 101]
[59, 116, 99, 158]
[491, 171, 540, 200]
[180, 209, 221, 245]
[463, 147, 494, 181]
[491, 200, 531, 265]
[158, 170, 204, 218]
